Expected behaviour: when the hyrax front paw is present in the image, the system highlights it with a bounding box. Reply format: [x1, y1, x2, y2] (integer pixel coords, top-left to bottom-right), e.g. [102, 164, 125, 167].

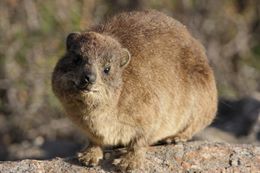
[118, 151, 144, 172]
[77, 145, 103, 167]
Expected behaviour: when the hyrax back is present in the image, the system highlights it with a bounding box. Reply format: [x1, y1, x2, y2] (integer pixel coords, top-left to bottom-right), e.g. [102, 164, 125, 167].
[52, 10, 217, 170]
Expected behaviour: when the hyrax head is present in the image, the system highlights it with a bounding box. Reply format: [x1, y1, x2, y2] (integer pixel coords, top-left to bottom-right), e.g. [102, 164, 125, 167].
[52, 32, 131, 103]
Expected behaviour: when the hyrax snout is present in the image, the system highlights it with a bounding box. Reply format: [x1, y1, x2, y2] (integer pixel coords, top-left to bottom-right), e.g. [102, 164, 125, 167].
[52, 10, 217, 171]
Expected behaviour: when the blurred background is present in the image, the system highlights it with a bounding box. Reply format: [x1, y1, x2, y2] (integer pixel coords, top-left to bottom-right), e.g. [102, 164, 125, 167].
[0, 0, 259, 161]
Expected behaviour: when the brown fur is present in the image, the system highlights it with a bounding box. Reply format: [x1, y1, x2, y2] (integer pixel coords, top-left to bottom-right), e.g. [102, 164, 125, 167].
[52, 10, 217, 171]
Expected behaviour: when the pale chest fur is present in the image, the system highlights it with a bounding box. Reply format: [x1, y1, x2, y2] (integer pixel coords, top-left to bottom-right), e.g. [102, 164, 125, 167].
[80, 109, 136, 146]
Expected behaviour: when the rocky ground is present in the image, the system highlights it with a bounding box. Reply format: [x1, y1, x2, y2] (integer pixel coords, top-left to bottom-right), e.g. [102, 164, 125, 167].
[0, 141, 260, 173]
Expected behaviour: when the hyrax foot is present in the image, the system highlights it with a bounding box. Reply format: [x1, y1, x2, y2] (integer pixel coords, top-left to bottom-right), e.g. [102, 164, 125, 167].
[159, 135, 189, 145]
[172, 135, 189, 144]
[77, 145, 103, 166]
[118, 150, 144, 172]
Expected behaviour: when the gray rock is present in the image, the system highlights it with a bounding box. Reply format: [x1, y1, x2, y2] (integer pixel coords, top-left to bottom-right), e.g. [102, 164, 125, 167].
[0, 141, 260, 173]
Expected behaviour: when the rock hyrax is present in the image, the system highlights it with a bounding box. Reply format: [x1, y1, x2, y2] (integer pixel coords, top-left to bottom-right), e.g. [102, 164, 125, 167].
[52, 10, 217, 171]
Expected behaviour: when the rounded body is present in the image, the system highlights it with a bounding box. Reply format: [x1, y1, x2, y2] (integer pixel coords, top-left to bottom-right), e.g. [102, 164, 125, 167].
[52, 10, 217, 147]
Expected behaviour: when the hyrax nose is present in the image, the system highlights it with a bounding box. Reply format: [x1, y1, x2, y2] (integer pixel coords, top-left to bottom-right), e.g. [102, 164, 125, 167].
[83, 72, 96, 84]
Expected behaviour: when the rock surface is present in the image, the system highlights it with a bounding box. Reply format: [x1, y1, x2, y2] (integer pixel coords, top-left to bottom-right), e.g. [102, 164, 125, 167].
[0, 141, 260, 173]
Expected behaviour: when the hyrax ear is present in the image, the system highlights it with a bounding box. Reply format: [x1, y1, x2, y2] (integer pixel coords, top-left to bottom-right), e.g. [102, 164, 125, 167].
[66, 32, 80, 51]
[120, 48, 131, 68]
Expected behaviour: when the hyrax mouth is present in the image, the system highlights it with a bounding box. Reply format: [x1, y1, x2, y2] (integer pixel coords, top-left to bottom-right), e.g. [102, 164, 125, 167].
[77, 84, 91, 91]
[74, 81, 92, 92]
[73, 81, 99, 93]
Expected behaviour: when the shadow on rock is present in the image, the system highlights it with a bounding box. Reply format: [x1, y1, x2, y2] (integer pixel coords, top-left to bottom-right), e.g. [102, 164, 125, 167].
[212, 97, 260, 139]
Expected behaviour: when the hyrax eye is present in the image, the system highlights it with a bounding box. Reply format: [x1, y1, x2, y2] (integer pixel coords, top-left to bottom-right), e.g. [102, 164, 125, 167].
[73, 54, 82, 65]
[104, 66, 111, 74]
